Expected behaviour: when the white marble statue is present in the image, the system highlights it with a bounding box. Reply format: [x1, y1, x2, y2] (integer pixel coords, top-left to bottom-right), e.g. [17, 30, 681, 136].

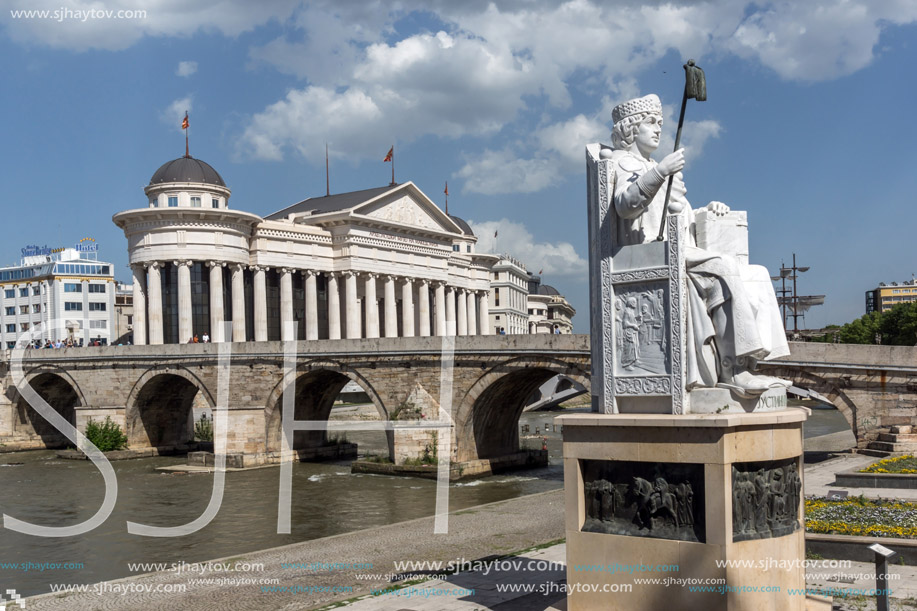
[603, 94, 788, 396]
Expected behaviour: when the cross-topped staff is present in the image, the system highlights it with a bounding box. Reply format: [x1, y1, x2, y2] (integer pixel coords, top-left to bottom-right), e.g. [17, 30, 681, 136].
[656, 59, 706, 241]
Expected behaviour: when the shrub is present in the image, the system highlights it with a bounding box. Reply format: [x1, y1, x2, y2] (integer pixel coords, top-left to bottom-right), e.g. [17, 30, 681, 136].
[194, 413, 213, 442]
[84, 416, 127, 452]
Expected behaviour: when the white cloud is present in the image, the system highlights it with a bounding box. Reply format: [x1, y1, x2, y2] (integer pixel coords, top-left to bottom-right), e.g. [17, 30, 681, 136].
[176, 61, 197, 77]
[468, 218, 588, 279]
[456, 149, 559, 195]
[161, 96, 192, 132]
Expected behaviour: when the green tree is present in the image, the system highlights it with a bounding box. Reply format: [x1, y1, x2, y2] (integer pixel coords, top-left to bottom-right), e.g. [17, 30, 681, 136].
[837, 311, 882, 345]
[879, 302, 917, 345]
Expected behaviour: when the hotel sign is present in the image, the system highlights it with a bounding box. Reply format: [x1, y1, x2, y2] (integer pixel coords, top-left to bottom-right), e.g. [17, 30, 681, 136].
[21, 244, 52, 257]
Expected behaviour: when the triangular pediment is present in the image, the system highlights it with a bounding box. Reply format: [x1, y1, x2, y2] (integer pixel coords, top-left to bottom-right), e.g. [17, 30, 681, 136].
[355, 185, 461, 234]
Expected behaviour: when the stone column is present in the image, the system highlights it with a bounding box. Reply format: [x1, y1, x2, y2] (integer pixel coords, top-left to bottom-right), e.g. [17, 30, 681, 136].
[479, 292, 491, 335]
[364, 274, 379, 339]
[467, 291, 478, 336]
[343, 271, 360, 339]
[280, 268, 294, 341]
[176, 260, 193, 343]
[131, 264, 147, 345]
[445, 286, 456, 336]
[417, 280, 430, 337]
[383, 276, 397, 338]
[208, 262, 225, 342]
[304, 270, 318, 340]
[457, 288, 468, 336]
[401, 278, 415, 337]
[231, 264, 246, 342]
[434, 282, 446, 336]
[327, 272, 341, 340]
[147, 262, 163, 345]
[253, 266, 268, 342]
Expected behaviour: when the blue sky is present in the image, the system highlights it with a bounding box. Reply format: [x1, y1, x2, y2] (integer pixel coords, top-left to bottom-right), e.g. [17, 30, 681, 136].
[1, 1, 916, 333]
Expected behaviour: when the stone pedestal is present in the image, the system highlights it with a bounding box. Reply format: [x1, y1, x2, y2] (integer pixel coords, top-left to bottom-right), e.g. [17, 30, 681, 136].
[558, 407, 809, 611]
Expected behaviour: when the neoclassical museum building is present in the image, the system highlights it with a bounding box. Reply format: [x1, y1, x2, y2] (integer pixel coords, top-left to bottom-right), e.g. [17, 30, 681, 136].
[113, 154, 495, 344]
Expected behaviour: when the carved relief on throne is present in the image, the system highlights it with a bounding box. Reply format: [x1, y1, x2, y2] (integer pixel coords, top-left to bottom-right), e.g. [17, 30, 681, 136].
[613, 281, 669, 377]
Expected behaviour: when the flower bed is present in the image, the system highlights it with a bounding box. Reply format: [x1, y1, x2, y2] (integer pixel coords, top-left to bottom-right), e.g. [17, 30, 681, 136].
[859, 454, 917, 474]
[805, 496, 917, 539]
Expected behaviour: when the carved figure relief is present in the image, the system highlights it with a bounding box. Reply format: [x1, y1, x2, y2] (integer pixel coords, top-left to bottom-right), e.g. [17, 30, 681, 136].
[364, 195, 443, 231]
[582, 460, 704, 543]
[731, 458, 801, 542]
[614, 282, 668, 376]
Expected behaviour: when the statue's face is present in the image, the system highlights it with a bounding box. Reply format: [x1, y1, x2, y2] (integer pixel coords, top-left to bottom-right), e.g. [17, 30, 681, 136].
[635, 113, 662, 156]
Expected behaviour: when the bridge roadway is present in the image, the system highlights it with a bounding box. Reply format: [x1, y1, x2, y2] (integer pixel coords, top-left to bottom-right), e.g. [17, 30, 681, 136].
[1, 337, 911, 462]
[0, 335, 590, 468]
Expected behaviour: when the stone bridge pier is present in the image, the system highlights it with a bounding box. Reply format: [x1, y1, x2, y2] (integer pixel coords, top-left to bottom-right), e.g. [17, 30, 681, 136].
[0, 335, 590, 471]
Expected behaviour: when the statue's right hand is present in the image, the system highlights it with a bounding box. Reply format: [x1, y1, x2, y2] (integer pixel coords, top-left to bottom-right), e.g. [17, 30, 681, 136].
[657, 148, 685, 177]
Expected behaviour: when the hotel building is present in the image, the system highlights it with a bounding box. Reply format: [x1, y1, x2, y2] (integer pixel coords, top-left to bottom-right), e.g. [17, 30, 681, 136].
[0, 241, 115, 348]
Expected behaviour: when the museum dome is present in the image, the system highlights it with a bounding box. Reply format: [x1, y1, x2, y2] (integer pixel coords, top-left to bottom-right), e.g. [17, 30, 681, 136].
[449, 215, 474, 236]
[537, 284, 561, 296]
[149, 156, 226, 187]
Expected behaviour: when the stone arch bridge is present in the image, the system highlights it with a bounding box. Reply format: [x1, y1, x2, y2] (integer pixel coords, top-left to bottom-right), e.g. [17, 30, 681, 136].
[761, 342, 917, 451]
[0, 335, 590, 469]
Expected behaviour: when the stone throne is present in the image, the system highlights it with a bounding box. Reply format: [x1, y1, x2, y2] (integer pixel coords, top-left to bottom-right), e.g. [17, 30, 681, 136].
[555, 142, 816, 611]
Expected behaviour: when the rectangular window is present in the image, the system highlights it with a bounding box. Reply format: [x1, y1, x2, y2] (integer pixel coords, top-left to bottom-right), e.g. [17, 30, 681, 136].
[4, 307, 13, 315]
[127, 315, 133, 325]
[64, 283, 82, 293]
[90, 320, 107, 329]
[191, 196, 201, 207]
[493, 272, 499, 279]
[32, 304, 40, 313]
[4, 289, 13, 299]
[168, 196, 178, 207]
[88, 302, 106, 311]
[452, 245, 459, 252]
[212, 198, 219, 208]
[20, 323, 29, 331]
[19, 288, 28, 297]
[65, 302, 82, 311]
[32, 286, 40, 295]
[88, 284, 106, 293]
[6, 342, 14, 349]
[19, 306, 28, 315]
[151, 198, 159, 207]
[6, 324, 14, 333]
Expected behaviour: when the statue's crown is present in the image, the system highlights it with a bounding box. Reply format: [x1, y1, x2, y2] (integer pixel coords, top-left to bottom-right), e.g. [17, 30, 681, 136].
[611, 94, 662, 123]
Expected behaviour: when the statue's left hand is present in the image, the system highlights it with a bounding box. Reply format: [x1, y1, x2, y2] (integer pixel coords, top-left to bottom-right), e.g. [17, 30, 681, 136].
[706, 201, 730, 216]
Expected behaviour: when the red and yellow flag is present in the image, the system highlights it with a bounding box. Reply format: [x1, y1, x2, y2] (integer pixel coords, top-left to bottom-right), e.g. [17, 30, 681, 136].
[182, 112, 189, 130]
[383, 146, 393, 162]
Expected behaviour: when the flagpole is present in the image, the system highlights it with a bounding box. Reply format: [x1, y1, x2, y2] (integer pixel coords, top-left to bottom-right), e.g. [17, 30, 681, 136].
[445, 181, 449, 215]
[325, 143, 330, 196]
[390, 144, 395, 185]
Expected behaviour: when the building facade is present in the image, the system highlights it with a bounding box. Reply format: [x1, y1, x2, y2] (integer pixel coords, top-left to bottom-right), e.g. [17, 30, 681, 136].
[113, 155, 494, 344]
[487, 255, 530, 335]
[866, 280, 917, 314]
[527, 280, 576, 334]
[0, 241, 115, 348]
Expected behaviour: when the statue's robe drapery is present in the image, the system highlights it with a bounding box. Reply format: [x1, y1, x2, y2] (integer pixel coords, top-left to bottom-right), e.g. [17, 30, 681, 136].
[609, 149, 789, 388]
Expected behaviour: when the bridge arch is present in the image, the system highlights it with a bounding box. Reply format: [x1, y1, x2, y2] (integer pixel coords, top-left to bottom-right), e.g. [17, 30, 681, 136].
[12, 367, 87, 447]
[263, 359, 388, 455]
[125, 367, 216, 449]
[453, 356, 590, 462]
[764, 366, 859, 436]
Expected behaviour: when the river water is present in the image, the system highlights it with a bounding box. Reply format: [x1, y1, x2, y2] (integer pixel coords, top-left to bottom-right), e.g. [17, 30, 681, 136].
[0, 403, 849, 597]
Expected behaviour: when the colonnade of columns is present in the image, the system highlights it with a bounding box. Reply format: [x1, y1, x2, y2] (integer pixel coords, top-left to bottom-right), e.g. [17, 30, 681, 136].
[130, 262, 491, 345]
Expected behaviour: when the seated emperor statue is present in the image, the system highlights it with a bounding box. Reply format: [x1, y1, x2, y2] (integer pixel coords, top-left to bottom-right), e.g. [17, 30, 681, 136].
[605, 94, 789, 395]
